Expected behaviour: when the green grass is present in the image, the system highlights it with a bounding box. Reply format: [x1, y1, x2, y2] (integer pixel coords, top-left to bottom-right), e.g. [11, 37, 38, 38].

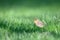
[0, 5, 60, 40]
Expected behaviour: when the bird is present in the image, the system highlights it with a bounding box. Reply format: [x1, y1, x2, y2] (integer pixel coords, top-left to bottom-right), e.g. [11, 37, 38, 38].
[34, 18, 44, 28]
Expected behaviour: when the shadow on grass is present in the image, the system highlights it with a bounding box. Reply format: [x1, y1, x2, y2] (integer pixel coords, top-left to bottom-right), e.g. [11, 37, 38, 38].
[51, 31, 60, 38]
[9, 26, 47, 33]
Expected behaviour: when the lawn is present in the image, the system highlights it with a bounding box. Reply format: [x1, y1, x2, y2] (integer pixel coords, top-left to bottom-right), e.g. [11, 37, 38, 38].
[0, 1, 60, 40]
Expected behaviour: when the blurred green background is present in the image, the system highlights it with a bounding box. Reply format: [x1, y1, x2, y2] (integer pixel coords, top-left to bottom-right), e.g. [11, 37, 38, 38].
[0, 0, 60, 40]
